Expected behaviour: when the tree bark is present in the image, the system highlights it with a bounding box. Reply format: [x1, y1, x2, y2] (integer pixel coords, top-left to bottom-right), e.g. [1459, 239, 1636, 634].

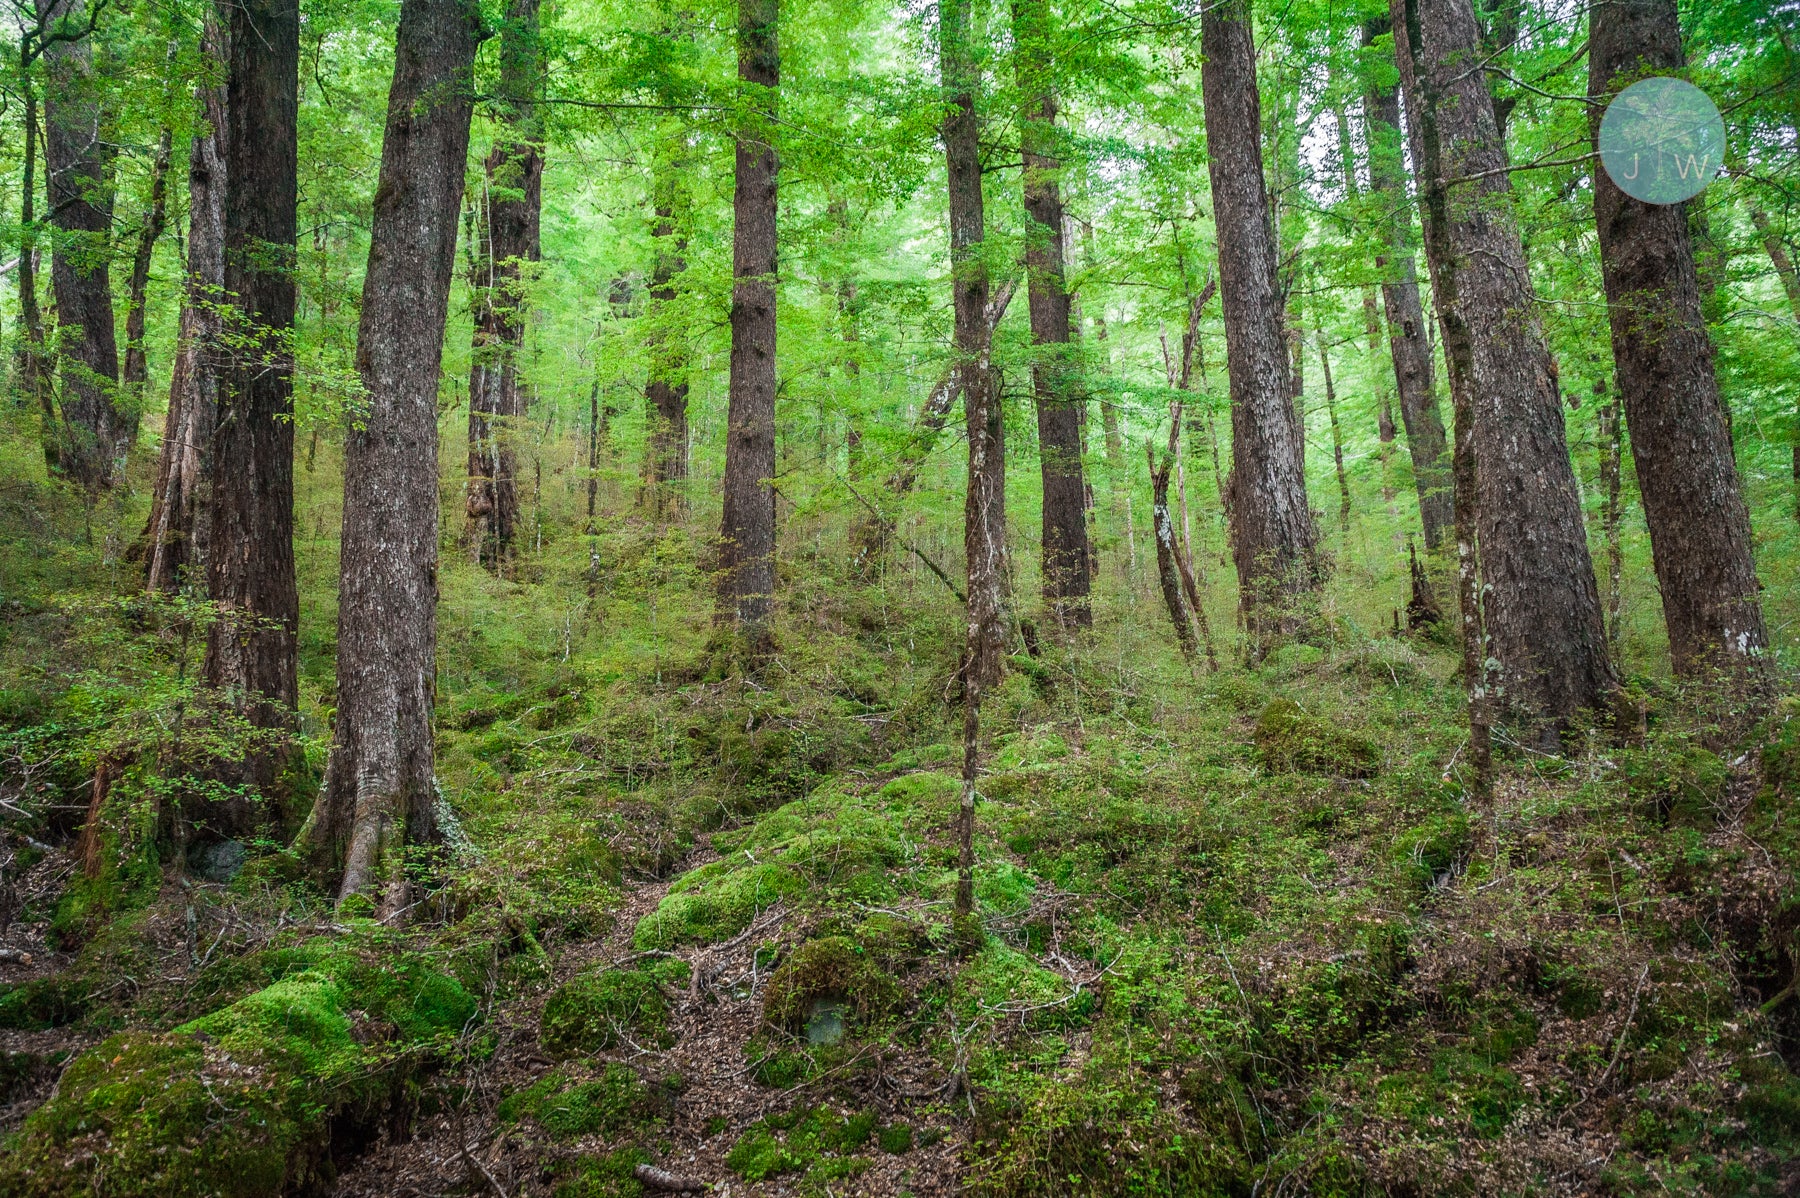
[199, 0, 301, 834]
[1588, 0, 1766, 680]
[43, 1, 124, 492]
[1013, 0, 1089, 629]
[16, 64, 55, 477]
[1363, 18, 1453, 551]
[642, 127, 690, 519]
[1317, 326, 1351, 534]
[1201, 0, 1320, 650]
[1148, 441, 1199, 663]
[139, 33, 227, 594]
[1394, 0, 1614, 732]
[122, 121, 173, 407]
[465, 0, 542, 570]
[716, 0, 779, 651]
[308, 0, 483, 906]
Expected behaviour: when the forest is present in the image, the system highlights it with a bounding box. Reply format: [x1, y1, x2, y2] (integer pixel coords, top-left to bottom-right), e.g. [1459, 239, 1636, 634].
[0, 0, 1797, 1190]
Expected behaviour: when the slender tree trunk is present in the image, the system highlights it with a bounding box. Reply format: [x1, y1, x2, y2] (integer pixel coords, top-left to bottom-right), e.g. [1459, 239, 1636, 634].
[199, 0, 300, 835]
[1201, 0, 1319, 650]
[43, 4, 124, 492]
[643, 127, 690, 520]
[1147, 442, 1198, 663]
[16, 68, 55, 476]
[1748, 208, 1800, 519]
[1317, 326, 1351, 534]
[465, 0, 542, 571]
[308, 0, 482, 907]
[140, 36, 227, 594]
[1589, 0, 1766, 681]
[1395, 0, 1614, 733]
[941, 0, 1001, 920]
[1596, 374, 1625, 656]
[1364, 18, 1452, 550]
[122, 121, 173, 405]
[1014, 0, 1089, 629]
[716, 0, 780, 651]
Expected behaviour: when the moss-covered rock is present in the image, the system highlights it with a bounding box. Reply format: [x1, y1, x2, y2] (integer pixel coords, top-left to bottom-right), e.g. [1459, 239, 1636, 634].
[761, 936, 901, 1034]
[498, 1063, 663, 1137]
[0, 944, 473, 1198]
[540, 965, 677, 1056]
[1253, 698, 1380, 778]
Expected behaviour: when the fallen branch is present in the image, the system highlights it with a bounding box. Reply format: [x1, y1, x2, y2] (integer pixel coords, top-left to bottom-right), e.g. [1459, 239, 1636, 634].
[634, 1163, 706, 1193]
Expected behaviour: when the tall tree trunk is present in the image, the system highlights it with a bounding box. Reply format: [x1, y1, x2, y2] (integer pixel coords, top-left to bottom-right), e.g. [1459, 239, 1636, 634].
[308, 0, 483, 908]
[1201, 0, 1319, 650]
[199, 0, 301, 835]
[139, 34, 227, 594]
[1013, 0, 1089, 629]
[1596, 374, 1625, 656]
[1394, 0, 1614, 733]
[643, 126, 690, 519]
[1589, 0, 1766, 680]
[716, 0, 780, 651]
[1364, 18, 1453, 551]
[1317, 326, 1351, 534]
[122, 121, 173, 407]
[43, 3, 124, 492]
[16, 66, 55, 476]
[465, 0, 542, 570]
[941, 0, 1001, 920]
[1749, 208, 1800, 519]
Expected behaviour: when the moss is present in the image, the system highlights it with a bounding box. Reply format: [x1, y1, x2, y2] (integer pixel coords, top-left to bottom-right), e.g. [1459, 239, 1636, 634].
[0, 975, 88, 1030]
[500, 1064, 657, 1137]
[550, 1147, 654, 1198]
[541, 967, 673, 1056]
[959, 942, 1094, 1031]
[0, 946, 473, 1198]
[877, 1122, 914, 1154]
[1392, 811, 1472, 891]
[1252, 698, 1380, 778]
[725, 1106, 876, 1183]
[761, 936, 902, 1034]
[1620, 743, 1729, 826]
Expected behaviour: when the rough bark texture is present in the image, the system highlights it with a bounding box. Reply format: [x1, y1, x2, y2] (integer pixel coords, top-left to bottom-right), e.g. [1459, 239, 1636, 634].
[200, 0, 300, 835]
[1148, 441, 1198, 663]
[1363, 20, 1453, 551]
[465, 0, 542, 570]
[17, 73, 54, 476]
[43, 3, 124, 491]
[643, 130, 690, 518]
[716, 0, 779, 649]
[1395, 0, 1614, 729]
[140, 42, 227, 594]
[1201, 0, 1319, 648]
[1014, 0, 1089, 628]
[311, 0, 482, 905]
[1588, 0, 1766, 679]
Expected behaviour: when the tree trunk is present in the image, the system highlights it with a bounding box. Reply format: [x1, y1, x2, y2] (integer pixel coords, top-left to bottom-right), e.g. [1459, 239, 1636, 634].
[465, 0, 542, 570]
[16, 68, 55, 477]
[716, 0, 780, 652]
[199, 0, 301, 835]
[122, 122, 173, 406]
[140, 35, 227, 594]
[1317, 326, 1351, 534]
[308, 0, 483, 907]
[1394, 0, 1614, 732]
[1588, 0, 1766, 680]
[1596, 374, 1625, 656]
[1363, 18, 1453, 551]
[43, 3, 124, 492]
[1147, 441, 1199, 663]
[1201, 0, 1319, 650]
[643, 126, 690, 519]
[1014, 0, 1089, 629]
[1748, 208, 1800, 519]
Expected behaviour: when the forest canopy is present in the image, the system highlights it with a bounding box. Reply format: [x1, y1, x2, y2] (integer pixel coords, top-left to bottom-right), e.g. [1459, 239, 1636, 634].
[0, 0, 1799, 1191]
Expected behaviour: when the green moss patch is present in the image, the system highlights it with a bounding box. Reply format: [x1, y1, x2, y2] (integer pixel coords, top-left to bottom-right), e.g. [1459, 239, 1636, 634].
[725, 1106, 877, 1182]
[498, 1063, 664, 1137]
[541, 965, 677, 1056]
[762, 936, 901, 1034]
[1253, 698, 1381, 778]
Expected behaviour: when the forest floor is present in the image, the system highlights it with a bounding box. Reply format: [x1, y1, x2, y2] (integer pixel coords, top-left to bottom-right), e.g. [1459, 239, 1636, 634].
[4, 486, 1800, 1196]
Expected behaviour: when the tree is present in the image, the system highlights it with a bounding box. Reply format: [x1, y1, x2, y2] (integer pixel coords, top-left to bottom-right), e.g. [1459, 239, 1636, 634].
[1013, 0, 1089, 628]
[42, 0, 124, 491]
[465, 0, 543, 570]
[139, 23, 227, 594]
[642, 124, 691, 518]
[1200, 0, 1319, 649]
[1588, 0, 1766, 680]
[716, 0, 779, 652]
[1362, 17, 1452, 551]
[307, 0, 485, 906]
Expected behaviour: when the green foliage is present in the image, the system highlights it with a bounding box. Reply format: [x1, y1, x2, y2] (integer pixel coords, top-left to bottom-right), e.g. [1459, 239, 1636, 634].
[540, 966, 675, 1056]
[498, 1063, 661, 1137]
[0, 976, 88, 1030]
[1253, 697, 1381, 778]
[761, 935, 902, 1033]
[724, 1106, 876, 1184]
